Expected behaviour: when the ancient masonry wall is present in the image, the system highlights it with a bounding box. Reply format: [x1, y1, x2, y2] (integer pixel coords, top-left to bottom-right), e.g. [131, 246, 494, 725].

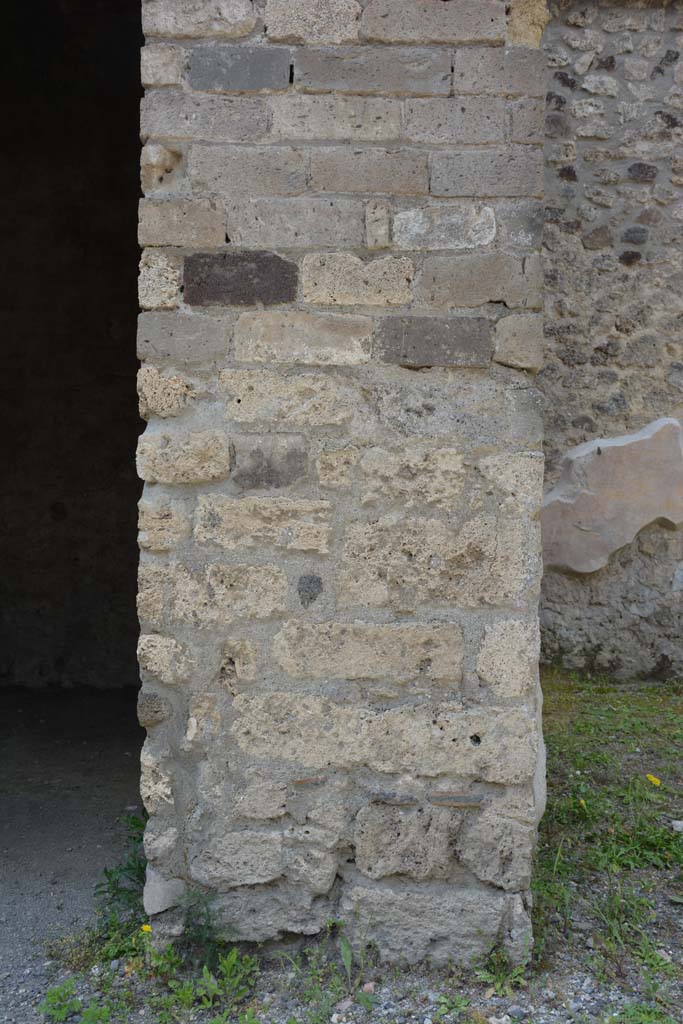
[541, 0, 683, 679]
[136, 0, 546, 963]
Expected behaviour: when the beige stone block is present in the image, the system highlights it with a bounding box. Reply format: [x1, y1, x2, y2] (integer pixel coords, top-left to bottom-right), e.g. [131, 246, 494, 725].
[507, 0, 550, 48]
[220, 369, 361, 427]
[286, 848, 337, 895]
[140, 745, 174, 814]
[234, 777, 288, 820]
[139, 250, 182, 310]
[190, 831, 284, 886]
[455, 791, 537, 890]
[355, 804, 459, 881]
[226, 196, 364, 249]
[303, 254, 414, 307]
[234, 311, 373, 365]
[273, 621, 464, 682]
[317, 447, 360, 489]
[173, 564, 287, 625]
[137, 563, 172, 628]
[138, 500, 191, 551]
[142, 0, 257, 39]
[189, 144, 308, 196]
[270, 95, 401, 141]
[138, 199, 225, 248]
[140, 44, 185, 86]
[194, 496, 332, 552]
[476, 619, 540, 697]
[494, 314, 544, 372]
[140, 142, 185, 195]
[365, 201, 391, 251]
[310, 147, 428, 195]
[478, 452, 545, 513]
[220, 640, 258, 685]
[138, 367, 194, 419]
[359, 447, 465, 510]
[265, 0, 361, 43]
[232, 694, 539, 782]
[393, 205, 496, 251]
[141, 90, 270, 144]
[184, 693, 222, 749]
[137, 430, 233, 484]
[417, 253, 542, 310]
[144, 823, 179, 863]
[138, 633, 193, 686]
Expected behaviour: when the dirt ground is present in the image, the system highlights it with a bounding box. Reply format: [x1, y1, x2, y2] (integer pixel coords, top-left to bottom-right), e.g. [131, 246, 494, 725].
[0, 688, 143, 1024]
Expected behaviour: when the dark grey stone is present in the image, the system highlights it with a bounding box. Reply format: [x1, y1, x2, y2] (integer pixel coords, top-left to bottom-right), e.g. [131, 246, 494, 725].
[374, 317, 493, 369]
[232, 436, 309, 490]
[188, 45, 292, 93]
[628, 162, 658, 182]
[184, 252, 298, 307]
[297, 575, 323, 608]
[621, 225, 648, 245]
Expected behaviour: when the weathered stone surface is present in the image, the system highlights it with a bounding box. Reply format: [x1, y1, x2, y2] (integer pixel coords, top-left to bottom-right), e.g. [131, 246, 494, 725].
[310, 148, 428, 195]
[479, 452, 545, 514]
[140, 142, 185, 195]
[172, 564, 288, 625]
[138, 689, 172, 727]
[366, 202, 391, 250]
[144, 869, 186, 916]
[221, 370, 361, 427]
[141, 44, 185, 86]
[374, 317, 493, 368]
[295, 47, 451, 96]
[392, 205, 496, 251]
[273, 621, 464, 682]
[507, 0, 549, 48]
[139, 250, 182, 310]
[355, 804, 459, 881]
[494, 313, 544, 372]
[139, 501, 191, 551]
[141, 90, 270, 143]
[265, 0, 361, 44]
[270, 94, 401, 141]
[211, 886, 332, 942]
[234, 311, 373, 365]
[188, 45, 291, 93]
[361, 0, 505, 44]
[359, 447, 465, 509]
[431, 148, 543, 199]
[476, 619, 540, 697]
[138, 366, 194, 419]
[189, 144, 308, 196]
[139, 199, 226, 248]
[226, 197, 365, 248]
[138, 634, 193, 685]
[220, 639, 258, 685]
[302, 254, 414, 306]
[195, 496, 331, 552]
[317, 447, 359, 488]
[142, 0, 256, 38]
[184, 252, 298, 307]
[190, 832, 284, 887]
[455, 792, 537, 890]
[137, 430, 233, 484]
[452, 46, 546, 98]
[542, 419, 683, 574]
[137, 312, 230, 365]
[404, 97, 505, 145]
[232, 694, 539, 781]
[231, 435, 310, 490]
[417, 253, 542, 310]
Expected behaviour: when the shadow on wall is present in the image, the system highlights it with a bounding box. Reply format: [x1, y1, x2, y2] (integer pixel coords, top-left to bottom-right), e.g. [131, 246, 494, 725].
[0, 0, 144, 689]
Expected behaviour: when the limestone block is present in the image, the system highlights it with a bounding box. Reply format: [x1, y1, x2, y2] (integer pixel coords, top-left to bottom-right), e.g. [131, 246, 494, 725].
[476, 619, 540, 697]
[144, 823, 179, 863]
[286, 848, 337, 895]
[507, 0, 550, 48]
[226, 197, 365, 248]
[455, 792, 538, 890]
[478, 452, 545, 513]
[295, 46, 451, 97]
[234, 777, 287, 820]
[361, 0, 505, 45]
[138, 501, 191, 551]
[139, 250, 182, 310]
[264, 0, 361, 44]
[188, 45, 291, 92]
[232, 694, 539, 782]
[374, 316, 494, 368]
[393, 205, 496, 251]
[494, 313, 544, 372]
[138, 634, 193, 685]
[220, 640, 258, 685]
[137, 198, 225, 248]
[417, 253, 542, 310]
[138, 367, 194, 419]
[141, 44, 185, 86]
[140, 746, 174, 813]
[317, 447, 360, 489]
[137, 312, 230, 365]
[404, 97, 505, 145]
[542, 419, 683, 573]
[189, 144, 308, 196]
[430, 147, 543, 199]
[138, 564, 173, 628]
[302, 254, 414, 307]
[272, 621, 464, 682]
[140, 142, 185, 195]
[172, 564, 287, 625]
[190, 831, 284, 886]
[270, 95, 401, 142]
[211, 885, 331, 942]
[144, 868, 186, 915]
[142, 0, 257, 39]
[184, 252, 298, 308]
[140, 90, 270, 143]
[452, 46, 546, 98]
[365, 202, 391, 250]
[310, 148, 428, 195]
[355, 803, 460, 881]
[509, 98, 545, 145]
[234, 311, 373, 365]
[340, 883, 511, 965]
[137, 430, 233, 484]
[222, 370, 366, 425]
[194, 496, 332, 552]
[359, 447, 465, 510]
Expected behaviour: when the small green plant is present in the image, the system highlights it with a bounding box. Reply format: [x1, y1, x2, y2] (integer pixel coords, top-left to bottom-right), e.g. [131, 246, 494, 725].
[95, 814, 147, 917]
[435, 993, 470, 1020]
[39, 980, 82, 1022]
[611, 1003, 677, 1024]
[473, 949, 527, 997]
[80, 1001, 112, 1024]
[238, 1010, 261, 1024]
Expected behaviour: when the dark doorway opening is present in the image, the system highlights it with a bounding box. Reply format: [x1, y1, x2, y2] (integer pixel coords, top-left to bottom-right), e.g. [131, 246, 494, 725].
[0, 1, 144, 1012]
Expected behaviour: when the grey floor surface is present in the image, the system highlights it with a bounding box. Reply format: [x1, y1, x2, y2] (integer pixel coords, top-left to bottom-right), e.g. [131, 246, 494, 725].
[0, 688, 143, 1023]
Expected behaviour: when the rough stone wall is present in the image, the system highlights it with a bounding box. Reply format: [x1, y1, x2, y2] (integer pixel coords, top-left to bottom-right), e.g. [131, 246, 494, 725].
[137, 0, 546, 963]
[541, 0, 683, 679]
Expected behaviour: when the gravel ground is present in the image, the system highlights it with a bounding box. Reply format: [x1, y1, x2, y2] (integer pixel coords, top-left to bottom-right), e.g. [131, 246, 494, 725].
[0, 688, 143, 1024]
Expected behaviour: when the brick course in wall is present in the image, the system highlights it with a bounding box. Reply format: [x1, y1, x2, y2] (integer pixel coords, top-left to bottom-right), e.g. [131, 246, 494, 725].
[137, 0, 546, 963]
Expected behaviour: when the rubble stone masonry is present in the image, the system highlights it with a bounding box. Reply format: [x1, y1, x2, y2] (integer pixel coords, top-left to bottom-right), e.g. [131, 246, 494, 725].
[137, 0, 546, 963]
